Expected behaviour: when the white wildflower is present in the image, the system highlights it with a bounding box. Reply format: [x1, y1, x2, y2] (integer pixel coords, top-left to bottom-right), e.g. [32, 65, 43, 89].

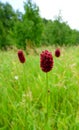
[14, 75, 18, 80]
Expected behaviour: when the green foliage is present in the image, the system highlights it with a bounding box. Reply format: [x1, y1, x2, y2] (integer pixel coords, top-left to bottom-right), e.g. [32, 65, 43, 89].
[42, 17, 79, 46]
[11, 0, 43, 49]
[0, 2, 17, 49]
[0, 1, 79, 49]
[23, 0, 43, 46]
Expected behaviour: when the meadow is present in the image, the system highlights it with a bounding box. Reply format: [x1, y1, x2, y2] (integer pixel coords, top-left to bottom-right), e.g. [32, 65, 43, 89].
[0, 45, 79, 130]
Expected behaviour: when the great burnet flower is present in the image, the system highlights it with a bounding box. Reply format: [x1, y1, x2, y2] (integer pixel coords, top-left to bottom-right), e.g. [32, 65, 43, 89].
[17, 50, 26, 63]
[55, 48, 60, 57]
[40, 50, 54, 72]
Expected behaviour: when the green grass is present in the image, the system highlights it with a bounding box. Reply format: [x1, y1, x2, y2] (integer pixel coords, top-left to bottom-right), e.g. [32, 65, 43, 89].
[0, 45, 79, 130]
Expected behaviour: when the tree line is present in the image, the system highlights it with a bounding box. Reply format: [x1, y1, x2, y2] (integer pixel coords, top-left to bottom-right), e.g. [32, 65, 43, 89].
[0, 0, 79, 49]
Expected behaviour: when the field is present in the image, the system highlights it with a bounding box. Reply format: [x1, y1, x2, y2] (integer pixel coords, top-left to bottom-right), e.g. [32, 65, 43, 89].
[0, 45, 79, 130]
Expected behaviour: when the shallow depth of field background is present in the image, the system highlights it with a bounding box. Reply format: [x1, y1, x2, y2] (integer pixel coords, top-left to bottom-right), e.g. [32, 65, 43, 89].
[0, 45, 79, 130]
[1, 0, 79, 129]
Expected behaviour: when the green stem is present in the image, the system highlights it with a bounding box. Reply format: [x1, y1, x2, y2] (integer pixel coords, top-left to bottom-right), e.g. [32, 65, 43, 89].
[46, 73, 48, 123]
[23, 63, 27, 91]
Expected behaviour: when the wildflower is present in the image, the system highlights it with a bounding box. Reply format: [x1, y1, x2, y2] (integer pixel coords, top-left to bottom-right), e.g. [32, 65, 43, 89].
[40, 50, 54, 72]
[17, 50, 26, 63]
[55, 48, 60, 57]
[14, 75, 18, 80]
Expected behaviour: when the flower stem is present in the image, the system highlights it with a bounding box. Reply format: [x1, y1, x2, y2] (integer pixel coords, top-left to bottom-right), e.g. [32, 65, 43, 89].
[46, 73, 48, 123]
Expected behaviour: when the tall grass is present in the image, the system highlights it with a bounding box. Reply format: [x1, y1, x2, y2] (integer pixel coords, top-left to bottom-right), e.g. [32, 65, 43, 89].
[0, 46, 79, 130]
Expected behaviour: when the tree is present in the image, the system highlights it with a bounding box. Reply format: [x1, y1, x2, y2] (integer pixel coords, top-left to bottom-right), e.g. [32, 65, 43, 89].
[0, 2, 17, 49]
[42, 13, 79, 46]
[23, 0, 43, 46]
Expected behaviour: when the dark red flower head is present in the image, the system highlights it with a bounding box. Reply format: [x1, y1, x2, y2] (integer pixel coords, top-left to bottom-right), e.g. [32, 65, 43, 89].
[40, 50, 54, 73]
[55, 48, 60, 57]
[17, 50, 26, 63]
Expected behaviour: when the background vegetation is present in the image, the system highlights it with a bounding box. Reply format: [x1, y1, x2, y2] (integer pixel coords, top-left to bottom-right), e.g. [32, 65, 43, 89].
[0, 0, 79, 50]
